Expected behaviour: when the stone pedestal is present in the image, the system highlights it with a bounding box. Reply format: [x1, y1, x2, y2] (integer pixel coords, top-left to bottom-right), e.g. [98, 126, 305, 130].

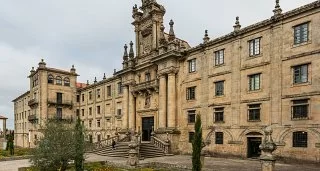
[259, 126, 277, 171]
[128, 136, 139, 166]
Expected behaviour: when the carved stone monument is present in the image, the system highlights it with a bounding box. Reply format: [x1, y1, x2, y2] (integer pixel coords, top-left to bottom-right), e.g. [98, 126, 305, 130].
[259, 126, 277, 171]
[128, 134, 139, 166]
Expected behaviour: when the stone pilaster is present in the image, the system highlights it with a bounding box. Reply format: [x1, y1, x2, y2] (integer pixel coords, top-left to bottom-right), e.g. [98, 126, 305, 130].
[122, 85, 129, 130]
[158, 74, 167, 128]
[167, 73, 176, 128]
[128, 86, 135, 131]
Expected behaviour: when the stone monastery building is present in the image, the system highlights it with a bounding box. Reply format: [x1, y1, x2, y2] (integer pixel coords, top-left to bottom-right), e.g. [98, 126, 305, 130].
[13, 0, 320, 162]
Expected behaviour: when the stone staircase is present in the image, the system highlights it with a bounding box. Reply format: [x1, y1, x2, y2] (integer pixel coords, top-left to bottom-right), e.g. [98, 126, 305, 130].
[92, 141, 165, 159]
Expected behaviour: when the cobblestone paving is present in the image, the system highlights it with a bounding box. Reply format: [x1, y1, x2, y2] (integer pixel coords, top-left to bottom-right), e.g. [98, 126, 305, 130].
[0, 154, 319, 171]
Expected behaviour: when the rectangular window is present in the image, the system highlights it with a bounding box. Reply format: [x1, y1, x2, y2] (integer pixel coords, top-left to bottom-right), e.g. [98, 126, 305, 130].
[215, 81, 224, 96]
[97, 106, 101, 114]
[97, 134, 101, 142]
[248, 104, 261, 121]
[118, 82, 123, 95]
[57, 92, 62, 104]
[293, 131, 307, 147]
[215, 132, 224, 144]
[76, 95, 80, 102]
[189, 132, 195, 143]
[89, 120, 92, 127]
[186, 87, 196, 100]
[56, 108, 62, 119]
[249, 74, 261, 91]
[293, 64, 308, 84]
[82, 94, 84, 102]
[76, 109, 80, 117]
[188, 59, 196, 73]
[292, 99, 308, 119]
[294, 23, 309, 45]
[97, 89, 101, 99]
[145, 73, 151, 81]
[117, 109, 122, 116]
[97, 120, 101, 127]
[82, 109, 85, 116]
[215, 50, 224, 66]
[89, 91, 92, 100]
[214, 108, 224, 122]
[188, 110, 196, 123]
[249, 38, 261, 56]
[107, 85, 112, 97]
[89, 107, 92, 115]
[82, 121, 84, 125]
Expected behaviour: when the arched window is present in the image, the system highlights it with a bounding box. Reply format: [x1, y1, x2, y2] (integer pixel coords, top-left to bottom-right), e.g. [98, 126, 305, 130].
[48, 75, 54, 84]
[56, 76, 62, 85]
[64, 77, 70, 86]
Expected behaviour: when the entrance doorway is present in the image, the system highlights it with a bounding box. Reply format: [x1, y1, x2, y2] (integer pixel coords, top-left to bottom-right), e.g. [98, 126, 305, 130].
[142, 117, 154, 141]
[247, 137, 262, 158]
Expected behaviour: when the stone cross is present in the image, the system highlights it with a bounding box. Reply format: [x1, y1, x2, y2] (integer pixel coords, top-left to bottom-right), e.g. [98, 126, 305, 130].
[259, 126, 277, 171]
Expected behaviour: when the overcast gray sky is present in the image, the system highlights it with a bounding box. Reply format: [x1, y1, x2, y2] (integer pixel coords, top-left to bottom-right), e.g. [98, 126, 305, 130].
[0, 0, 315, 129]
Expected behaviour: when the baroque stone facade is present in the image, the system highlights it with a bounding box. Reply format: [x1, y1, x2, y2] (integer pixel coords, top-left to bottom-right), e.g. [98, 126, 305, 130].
[13, 0, 320, 162]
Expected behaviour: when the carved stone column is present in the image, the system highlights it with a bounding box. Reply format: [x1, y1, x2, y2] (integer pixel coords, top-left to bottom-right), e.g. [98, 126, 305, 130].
[167, 73, 176, 128]
[128, 86, 135, 131]
[259, 126, 277, 171]
[128, 135, 139, 166]
[158, 74, 167, 129]
[122, 85, 129, 130]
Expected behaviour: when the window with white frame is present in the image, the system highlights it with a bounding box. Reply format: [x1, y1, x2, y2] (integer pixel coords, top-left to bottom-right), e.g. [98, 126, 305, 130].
[293, 64, 308, 84]
[215, 50, 224, 66]
[249, 74, 261, 91]
[294, 23, 309, 45]
[249, 38, 261, 56]
[188, 59, 196, 73]
[215, 81, 224, 96]
[186, 86, 196, 100]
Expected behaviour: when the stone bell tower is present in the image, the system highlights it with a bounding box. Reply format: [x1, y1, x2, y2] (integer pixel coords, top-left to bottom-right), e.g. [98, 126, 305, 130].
[132, 0, 166, 57]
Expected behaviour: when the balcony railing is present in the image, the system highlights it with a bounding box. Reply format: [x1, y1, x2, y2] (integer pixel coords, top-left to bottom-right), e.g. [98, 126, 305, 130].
[48, 115, 74, 123]
[28, 99, 38, 106]
[47, 99, 73, 107]
[132, 79, 159, 93]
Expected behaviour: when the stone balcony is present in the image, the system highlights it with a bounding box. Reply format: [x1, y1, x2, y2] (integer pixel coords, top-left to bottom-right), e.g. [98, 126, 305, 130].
[28, 99, 38, 106]
[131, 79, 159, 94]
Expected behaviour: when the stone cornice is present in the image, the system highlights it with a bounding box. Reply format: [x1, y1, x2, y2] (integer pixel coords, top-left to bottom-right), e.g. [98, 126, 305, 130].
[241, 97, 271, 104]
[187, 1, 320, 54]
[136, 108, 158, 113]
[151, 50, 182, 63]
[208, 71, 232, 78]
[281, 91, 320, 99]
[240, 62, 271, 71]
[208, 102, 231, 107]
[12, 91, 30, 102]
[282, 49, 320, 61]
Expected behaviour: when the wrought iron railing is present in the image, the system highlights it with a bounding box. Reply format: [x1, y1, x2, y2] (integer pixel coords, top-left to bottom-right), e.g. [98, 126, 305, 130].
[28, 99, 38, 106]
[47, 99, 73, 106]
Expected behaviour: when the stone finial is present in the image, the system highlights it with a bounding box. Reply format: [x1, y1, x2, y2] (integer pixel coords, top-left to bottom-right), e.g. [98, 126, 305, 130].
[168, 19, 176, 41]
[70, 65, 76, 73]
[259, 126, 277, 171]
[94, 77, 97, 84]
[103, 73, 106, 80]
[38, 59, 46, 68]
[129, 41, 134, 58]
[114, 69, 116, 74]
[233, 16, 241, 31]
[203, 30, 210, 43]
[30, 67, 35, 74]
[123, 44, 128, 61]
[273, 0, 282, 16]
[86, 80, 89, 85]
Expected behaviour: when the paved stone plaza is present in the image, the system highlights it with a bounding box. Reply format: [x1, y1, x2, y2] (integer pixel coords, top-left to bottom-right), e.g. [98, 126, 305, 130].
[0, 154, 319, 171]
